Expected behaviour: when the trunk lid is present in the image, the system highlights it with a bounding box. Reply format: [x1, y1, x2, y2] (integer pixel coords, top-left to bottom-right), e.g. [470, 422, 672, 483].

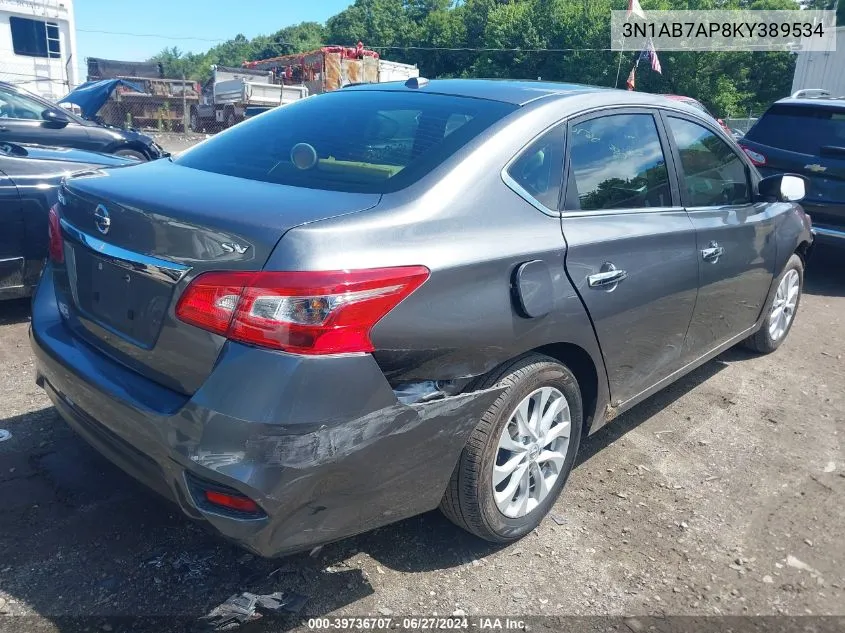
[54, 159, 381, 395]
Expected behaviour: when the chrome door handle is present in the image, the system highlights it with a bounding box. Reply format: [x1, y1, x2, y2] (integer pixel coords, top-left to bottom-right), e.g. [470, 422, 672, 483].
[588, 263, 628, 290]
[701, 241, 725, 262]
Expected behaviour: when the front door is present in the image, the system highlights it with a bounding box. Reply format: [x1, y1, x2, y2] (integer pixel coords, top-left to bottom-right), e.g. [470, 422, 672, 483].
[661, 113, 778, 359]
[562, 109, 699, 406]
[0, 84, 92, 150]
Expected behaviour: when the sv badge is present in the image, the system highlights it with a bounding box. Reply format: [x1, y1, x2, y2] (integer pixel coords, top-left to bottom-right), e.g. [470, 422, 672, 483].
[220, 242, 249, 255]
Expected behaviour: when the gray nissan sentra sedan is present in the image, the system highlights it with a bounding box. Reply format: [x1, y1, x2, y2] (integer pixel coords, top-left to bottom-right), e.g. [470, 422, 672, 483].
[30, 79, 813, 557]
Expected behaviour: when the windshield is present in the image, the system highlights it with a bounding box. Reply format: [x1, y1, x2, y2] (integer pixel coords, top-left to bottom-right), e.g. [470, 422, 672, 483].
[745, 103, 845, 155]
[174, 90, 518, 193]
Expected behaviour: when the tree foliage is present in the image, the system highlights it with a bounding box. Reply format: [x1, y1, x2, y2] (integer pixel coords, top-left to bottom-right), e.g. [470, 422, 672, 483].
[148, 0, 828, 116]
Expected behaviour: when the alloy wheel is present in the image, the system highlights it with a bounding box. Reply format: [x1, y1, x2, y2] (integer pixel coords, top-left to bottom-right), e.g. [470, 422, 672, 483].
[769, 269, 800, 342]
[492, 386, 571, 518]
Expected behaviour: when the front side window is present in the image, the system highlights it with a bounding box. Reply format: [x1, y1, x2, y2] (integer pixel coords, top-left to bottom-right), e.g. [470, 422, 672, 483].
[507, 124, 565, 210]
[0, 87, 47, 120]
[10, 17, 61, 59]
[667, 117, 750, 207]
[568, 113, 671, 211]
[175, 90, 517, 194]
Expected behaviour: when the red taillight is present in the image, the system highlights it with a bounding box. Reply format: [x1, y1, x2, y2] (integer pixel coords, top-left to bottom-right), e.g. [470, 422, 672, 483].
[741, 145, 767, 166]
[204, 489, 260, 514]
[175, 266, 430, 355]
[48, 204, 64, 263]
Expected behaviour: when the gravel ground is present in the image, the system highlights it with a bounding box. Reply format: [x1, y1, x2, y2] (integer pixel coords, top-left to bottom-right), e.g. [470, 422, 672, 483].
[0, 248, 842, 633]
[151, 132, 210, 156]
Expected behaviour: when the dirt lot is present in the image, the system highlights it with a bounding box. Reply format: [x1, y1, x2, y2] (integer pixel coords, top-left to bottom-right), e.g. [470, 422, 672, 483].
[151, 132, 211, 156]
[0, 248, 843, 632]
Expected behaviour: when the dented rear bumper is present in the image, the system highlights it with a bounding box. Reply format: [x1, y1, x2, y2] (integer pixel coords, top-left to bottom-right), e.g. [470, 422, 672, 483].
[30, 265, 504, 557]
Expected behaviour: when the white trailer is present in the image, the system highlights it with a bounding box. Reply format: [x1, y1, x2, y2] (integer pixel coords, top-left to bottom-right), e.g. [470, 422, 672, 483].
[190, 65, 308, 132]
[0, 0, 79, 99]
[378, 59, 419, 83]
[792, 26, 845, 97]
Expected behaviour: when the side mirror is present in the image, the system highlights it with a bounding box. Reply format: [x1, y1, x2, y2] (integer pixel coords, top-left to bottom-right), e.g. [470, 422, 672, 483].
[757, 173, 806, 202]
[42, 108, 70, 127]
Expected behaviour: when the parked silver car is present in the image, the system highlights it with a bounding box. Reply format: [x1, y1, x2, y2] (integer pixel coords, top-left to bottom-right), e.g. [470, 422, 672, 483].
[30, 79, 813, 557]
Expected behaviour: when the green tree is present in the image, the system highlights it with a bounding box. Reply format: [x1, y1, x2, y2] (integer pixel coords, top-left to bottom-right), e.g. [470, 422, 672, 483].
[148, 0, 802, 117]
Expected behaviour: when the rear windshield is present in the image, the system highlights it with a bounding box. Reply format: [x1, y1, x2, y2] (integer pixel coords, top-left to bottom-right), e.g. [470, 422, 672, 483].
[174, 90, 517, 193]
[745, 103, 845, 155]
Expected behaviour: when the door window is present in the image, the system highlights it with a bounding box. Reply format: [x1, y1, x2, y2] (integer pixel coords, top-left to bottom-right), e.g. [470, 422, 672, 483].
[568, 113, 671, 211]
[667, 117, 750, 207]
[506, 123, 565, 210]
[0, 87, 47, 120]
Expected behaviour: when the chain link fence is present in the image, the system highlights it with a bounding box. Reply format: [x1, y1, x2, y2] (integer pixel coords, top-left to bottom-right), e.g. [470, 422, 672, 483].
[724, 117, 760, 135]
[0, 56, 766, 140]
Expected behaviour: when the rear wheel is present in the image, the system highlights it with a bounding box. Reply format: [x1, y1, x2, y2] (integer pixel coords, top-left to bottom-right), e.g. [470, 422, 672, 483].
[190, 110, 202, 133]
[742, 253, 803, 354]
[440, 354, 582, 542]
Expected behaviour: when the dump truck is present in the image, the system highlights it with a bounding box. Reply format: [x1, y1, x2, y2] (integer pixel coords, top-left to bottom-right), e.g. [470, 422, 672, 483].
[84, 57, 199, 132]
[189, 65, 309, 132]
[241, 42, 419, 96]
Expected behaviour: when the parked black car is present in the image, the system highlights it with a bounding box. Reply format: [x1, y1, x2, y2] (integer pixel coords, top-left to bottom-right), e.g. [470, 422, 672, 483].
[739, 89, 845, 246]
[1, 142, 134, 299]
[0, 81, 166, 162]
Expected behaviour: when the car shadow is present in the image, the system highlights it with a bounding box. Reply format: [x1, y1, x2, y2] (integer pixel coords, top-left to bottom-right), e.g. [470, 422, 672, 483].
[0, 350, 737, 632]
[805, 246, 844, 298]
[0, 297, 31, 326]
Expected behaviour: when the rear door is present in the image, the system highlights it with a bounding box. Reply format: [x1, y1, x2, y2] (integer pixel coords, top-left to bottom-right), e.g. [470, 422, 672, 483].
[561, 108, 699, 406]
[741, 103, 845, 229]
[662, 112, 777, 358]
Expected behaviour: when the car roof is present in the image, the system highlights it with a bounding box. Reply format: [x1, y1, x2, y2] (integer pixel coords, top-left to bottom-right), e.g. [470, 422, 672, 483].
[774, 97, 845, 108]
[343, 78, 686, 107]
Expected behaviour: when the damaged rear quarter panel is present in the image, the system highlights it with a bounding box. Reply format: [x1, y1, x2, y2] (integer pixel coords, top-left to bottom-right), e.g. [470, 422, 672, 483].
[233, 386, 504, 553]
[171, 343, 507, 555]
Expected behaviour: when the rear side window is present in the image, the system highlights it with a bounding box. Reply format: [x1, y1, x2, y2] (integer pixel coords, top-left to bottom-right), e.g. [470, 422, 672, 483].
[507, 124, 565, 210]
[175, 91, 517, 193]
[745, 104, 845, 155]
[667, 117, 750, 207]
[567, 113, 672, 211]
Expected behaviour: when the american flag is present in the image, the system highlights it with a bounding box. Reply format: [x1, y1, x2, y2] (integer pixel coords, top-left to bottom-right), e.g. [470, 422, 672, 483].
[626, 0, 645, 19]
[639, 38, 662, 74]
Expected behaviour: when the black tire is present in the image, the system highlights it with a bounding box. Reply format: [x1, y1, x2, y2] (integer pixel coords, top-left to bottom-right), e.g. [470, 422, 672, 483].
[742, 253, 804, 354]
[113, 148, 147, 162]
[440, 353, 583, 542]
[190, 111, 202, 133]
[225, 109, 236, 128]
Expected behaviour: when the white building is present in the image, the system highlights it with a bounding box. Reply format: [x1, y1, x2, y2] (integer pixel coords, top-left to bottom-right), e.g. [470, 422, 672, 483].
[0, 0, 78, 100]
[792, 26, 845, 98]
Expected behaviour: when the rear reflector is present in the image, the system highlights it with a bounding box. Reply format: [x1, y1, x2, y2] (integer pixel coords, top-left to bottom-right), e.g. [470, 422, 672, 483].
[741, 146, 767, 166]
[48, 204, 63, 263]
[175, 266, 430, 355]
[204, 489, 261, 514]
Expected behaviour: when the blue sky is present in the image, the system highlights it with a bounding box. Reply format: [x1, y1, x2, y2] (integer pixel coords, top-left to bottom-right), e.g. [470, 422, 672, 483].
[74, 0, 353, 75]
